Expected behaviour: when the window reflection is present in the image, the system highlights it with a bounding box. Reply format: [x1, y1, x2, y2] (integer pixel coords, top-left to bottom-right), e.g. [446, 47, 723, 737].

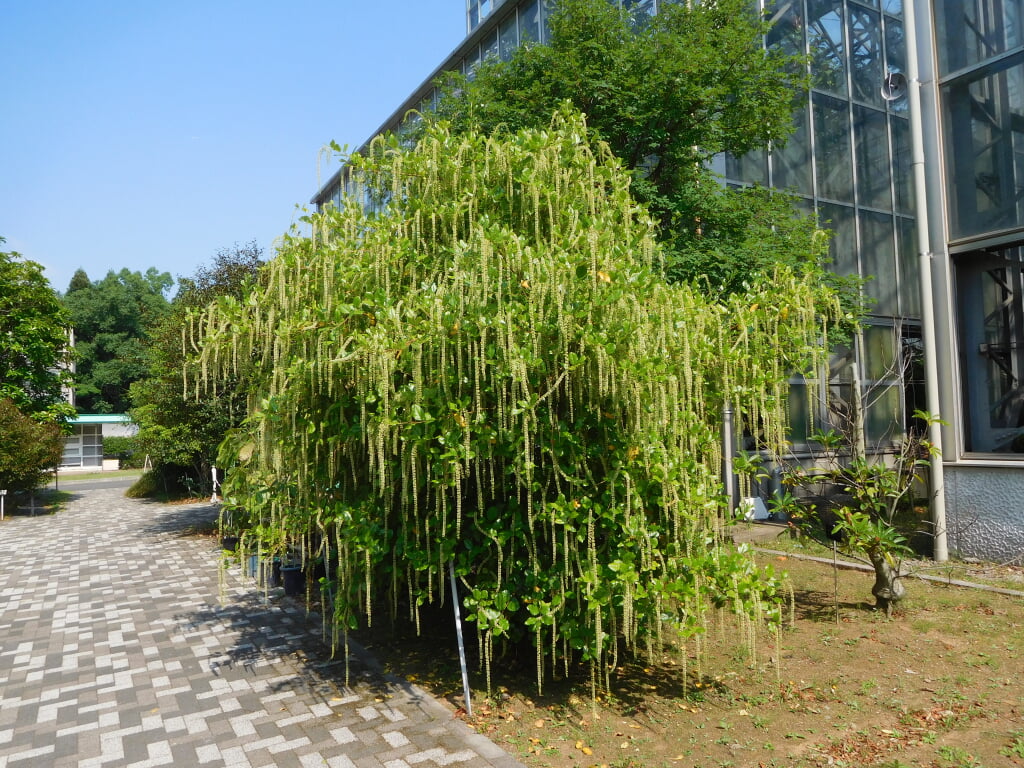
[849, 4, 883, 106]
[464, 45, 481, 79]
[766, 0, 806, 72]
[860, 210, 899, 314]
[957, 248, 1024, 452]
[726, 149, 768, 185]
[809, 0, 848, 96]
[943, 58, 1024, 239]
[621, 0, 656, 11]
[468, 0, 495, 32]
[864, 324, 897, 380]
[775, 104, 813, 194]
[788, 374, 812, 442]
[865, 384, 902, 442]
[813, 92, 854, 201]
[897, 216, 920, 316]
[882, 0, 902, 17]
[854, 105, 893, 209]
[624, 0, 657, 27]
[819, 202, 858, 275]
[519, 0, 541, 43]
[935, 0, 1024, 75]
[499, 13, 518, 60]
[890, 116, 912, 214]
[481, 28, 499, 62]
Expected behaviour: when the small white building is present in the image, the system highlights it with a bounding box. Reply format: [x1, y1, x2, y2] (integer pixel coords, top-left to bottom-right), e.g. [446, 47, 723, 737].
[60, 414, 137, 471]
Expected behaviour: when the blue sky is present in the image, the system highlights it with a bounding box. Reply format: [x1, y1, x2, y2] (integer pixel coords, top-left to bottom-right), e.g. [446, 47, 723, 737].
[0, 1, 465, 293]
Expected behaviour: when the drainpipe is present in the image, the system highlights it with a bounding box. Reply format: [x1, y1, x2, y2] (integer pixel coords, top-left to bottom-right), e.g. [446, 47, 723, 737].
[905, 0, 949, 562]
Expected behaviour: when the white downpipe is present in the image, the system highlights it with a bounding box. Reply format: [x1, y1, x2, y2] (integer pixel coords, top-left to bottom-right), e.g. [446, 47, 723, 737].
[905, 0, 949, 562]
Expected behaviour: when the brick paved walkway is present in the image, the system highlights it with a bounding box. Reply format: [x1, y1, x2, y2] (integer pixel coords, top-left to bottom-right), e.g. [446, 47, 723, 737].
[0, 486, 525, 768]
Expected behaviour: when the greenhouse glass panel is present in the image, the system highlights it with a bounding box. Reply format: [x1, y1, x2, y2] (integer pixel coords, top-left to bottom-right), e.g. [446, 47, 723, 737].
[818, 202, 858, 276]
[813, 92, 854, 202]
[860, 210, 899, 315]
[809, 0, 848, 96]
[849, 4, 884, 107]
[854, 105, 893, 210]
[775, 104, 813, 194]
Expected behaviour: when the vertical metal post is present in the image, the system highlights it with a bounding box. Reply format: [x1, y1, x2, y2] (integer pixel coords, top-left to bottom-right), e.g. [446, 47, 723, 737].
[722, 401, 736, 515]
[833, 540, 840, 626]
[211, 466, 220, 503]
[448, 561, 473, 718]
[0, 490, 6, 521]
[905, 0, 949, 562]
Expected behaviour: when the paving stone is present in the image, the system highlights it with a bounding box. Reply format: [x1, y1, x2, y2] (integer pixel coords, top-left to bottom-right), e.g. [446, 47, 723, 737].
[0, 486, 525, 768]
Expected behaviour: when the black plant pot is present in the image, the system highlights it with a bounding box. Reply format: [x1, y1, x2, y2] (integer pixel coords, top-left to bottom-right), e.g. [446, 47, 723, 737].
[221, 536, 239, 552]
[269, 560, 282, 588]
[282, 565, 303, 597]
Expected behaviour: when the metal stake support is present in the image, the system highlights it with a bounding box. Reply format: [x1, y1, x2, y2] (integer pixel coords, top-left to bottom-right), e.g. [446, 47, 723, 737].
[448, 561, 473, 719]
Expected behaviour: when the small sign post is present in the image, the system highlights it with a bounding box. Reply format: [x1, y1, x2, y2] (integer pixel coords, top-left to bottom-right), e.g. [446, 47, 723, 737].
[211, 466, 220, 503]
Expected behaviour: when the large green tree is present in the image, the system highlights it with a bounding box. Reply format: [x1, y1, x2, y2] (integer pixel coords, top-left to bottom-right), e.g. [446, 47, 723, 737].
[130, 243, 264, 493]
[429, 0, 819, 294]
[0, 238, 72, 492]
[191, 116, 839, 692]
[63, 268, 172, 413]
[0, 238, 73, 419]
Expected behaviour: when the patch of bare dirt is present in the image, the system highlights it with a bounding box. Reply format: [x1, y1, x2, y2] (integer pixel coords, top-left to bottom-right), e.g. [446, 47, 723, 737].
[352, 552, 1024, 768]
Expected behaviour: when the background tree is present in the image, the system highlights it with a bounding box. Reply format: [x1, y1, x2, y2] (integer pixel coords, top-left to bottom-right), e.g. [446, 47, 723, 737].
[66, 268, 91, 294]
[0, 238, 72, 492]
[429, 0, 824, 295]
[130, 243, 264, 495]
[0, 238, 73, 419]
[63, 267, 172, 413]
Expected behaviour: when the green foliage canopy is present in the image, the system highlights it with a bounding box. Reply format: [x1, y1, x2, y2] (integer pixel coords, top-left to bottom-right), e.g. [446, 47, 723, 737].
[0, 398, 64, 491]
[190, 116, 840, 691]
[429, 0, 820, 294]
[0, 238, 73, 420]
[130, 243, 264, 490]
[63, 267, 173, 413]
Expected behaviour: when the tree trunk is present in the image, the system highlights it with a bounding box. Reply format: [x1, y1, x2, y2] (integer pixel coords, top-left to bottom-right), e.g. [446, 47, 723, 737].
[869, 551, 906, 618]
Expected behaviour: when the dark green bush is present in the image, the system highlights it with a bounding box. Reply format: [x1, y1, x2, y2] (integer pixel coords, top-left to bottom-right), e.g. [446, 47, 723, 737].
[0, 398, 63, 491]
[125, 465, 195, 499]
[102, 435, 144, 468]
[125, 470, 159, 498]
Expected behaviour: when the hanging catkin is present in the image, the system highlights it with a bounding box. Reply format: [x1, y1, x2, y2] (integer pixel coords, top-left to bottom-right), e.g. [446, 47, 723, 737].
[186, 112, 839, 696]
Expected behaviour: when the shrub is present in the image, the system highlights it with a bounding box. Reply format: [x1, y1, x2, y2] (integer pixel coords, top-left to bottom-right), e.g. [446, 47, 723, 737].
[0, 398, 63, 492]
[125, 470, 159, 498]
[102, 435, 145, 468]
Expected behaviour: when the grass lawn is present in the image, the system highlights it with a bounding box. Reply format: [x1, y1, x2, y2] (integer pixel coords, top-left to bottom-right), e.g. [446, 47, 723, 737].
[52, 468, 144, 483]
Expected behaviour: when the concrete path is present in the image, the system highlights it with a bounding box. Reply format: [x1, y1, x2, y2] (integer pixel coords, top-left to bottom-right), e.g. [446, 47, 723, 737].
[0, 487, 525, 768]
